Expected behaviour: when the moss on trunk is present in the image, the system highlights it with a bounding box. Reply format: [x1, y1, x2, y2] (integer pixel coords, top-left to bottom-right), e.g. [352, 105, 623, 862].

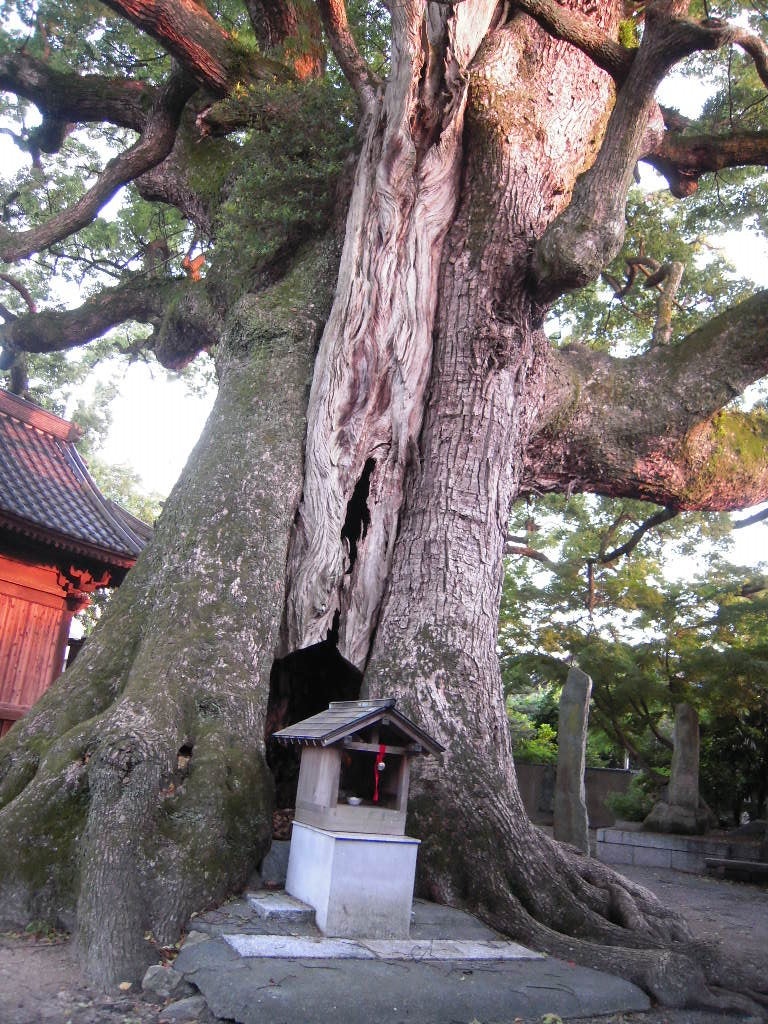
[0, 240, 339, 985]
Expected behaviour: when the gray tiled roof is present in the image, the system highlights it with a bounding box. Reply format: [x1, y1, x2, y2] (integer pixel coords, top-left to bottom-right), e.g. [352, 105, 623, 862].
[272, 698, 444, 754]
[0, 389, 150, 565]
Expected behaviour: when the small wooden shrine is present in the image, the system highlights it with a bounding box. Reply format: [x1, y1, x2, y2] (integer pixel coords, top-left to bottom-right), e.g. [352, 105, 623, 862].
[0, 389, 151, 736]
[272, 698, 443, 938]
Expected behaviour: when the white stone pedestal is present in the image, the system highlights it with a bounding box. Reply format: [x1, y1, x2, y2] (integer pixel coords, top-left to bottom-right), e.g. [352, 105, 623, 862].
[285, 821, 420, 938]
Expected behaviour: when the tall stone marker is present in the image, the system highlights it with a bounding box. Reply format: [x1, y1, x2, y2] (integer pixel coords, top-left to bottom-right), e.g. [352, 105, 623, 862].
[553, 666, 592, 855]
[644, 702, 709, 835]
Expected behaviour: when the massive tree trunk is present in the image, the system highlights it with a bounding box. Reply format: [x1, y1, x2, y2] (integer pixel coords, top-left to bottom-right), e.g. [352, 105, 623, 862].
[361, 13, 757, 1009]
[0, 242, 339, 982]
[1, 0, 768, 1012]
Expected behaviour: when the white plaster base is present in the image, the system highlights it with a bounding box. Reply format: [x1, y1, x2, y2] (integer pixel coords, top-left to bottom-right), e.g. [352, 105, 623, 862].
[285, 821, 420, 938]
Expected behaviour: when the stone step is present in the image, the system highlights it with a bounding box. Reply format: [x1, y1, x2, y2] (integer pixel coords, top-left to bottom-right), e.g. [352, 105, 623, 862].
[245, 890, 315, 924]
[223, 933, 545, 962]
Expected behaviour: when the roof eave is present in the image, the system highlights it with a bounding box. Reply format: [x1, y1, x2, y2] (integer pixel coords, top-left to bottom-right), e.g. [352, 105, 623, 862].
[273, 706, 445, 756]
[0, 512, 138, 570]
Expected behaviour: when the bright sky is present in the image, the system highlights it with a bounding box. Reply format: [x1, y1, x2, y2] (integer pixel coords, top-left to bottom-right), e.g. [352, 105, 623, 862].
[95, 362, 215, 496]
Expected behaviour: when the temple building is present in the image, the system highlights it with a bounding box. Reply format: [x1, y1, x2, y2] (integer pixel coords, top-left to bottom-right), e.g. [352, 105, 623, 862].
[0, 388, 151, 736]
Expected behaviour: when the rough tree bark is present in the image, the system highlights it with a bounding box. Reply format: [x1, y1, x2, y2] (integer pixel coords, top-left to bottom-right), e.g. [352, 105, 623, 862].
[0, 243, 339, 982]
[1, 0, 768, 1011]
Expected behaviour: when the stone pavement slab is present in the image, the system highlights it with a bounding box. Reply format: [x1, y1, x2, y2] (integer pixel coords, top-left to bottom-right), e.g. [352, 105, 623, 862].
[223, 934, 543, 961]
[174, 934, 650, 1024]
[173, 892, 651, 1023]
[409, 898, 506, 940]
[360, 938, 542, 960]
[224, 935, 377, 959]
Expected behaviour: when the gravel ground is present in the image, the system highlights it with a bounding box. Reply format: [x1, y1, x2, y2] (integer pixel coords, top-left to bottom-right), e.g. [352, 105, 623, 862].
[0, 863, 765, 1024]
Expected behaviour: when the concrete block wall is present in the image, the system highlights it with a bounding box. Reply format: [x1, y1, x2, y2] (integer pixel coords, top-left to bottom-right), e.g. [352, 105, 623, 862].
[596, 827, 763, 873]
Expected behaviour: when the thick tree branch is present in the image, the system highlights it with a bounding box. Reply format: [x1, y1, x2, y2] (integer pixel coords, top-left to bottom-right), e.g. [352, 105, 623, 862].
[315, 0, 379, 114]
[0, 278, 169, 355]
[243, 0, 325, 79]
[244, 0, 301, 49]
[100, 0, 290, 92]
[522, 290, 768, 511]
[644, 130, 768, 199]
[531, 8, 768, 303]
[720, 22, 768, 90]
[0, 52, 153, 137]
[0, 70, 197, 265]
[512, 0, 632, 82]
[0, 273, 221, 370]
[135, 142, 215, 235]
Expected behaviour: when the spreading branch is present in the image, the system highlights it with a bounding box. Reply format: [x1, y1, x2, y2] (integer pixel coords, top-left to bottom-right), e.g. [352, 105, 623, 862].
[315, 0, 380, 115]
[98, 0, 287, 94]
[134, 143, 216, 235]
[595, 507, 678, 564]
[0, 52, 154, 138]
[513, 4, 768, 90]
[0, 270, 222, 371]
[0, 69, 197, 265]
[720, 21, 768, 90]
[644, 130, 768, 198]
[522, 290, 768, 511]
[0, 277, 170, 355]
[242, 0, 325, 79]
[0, 273, 37, 314]
[531, 8, 768, 303]
[244, 0, 302, 50]
[506, 506, 678, 618]
[734, 506, 768, 529]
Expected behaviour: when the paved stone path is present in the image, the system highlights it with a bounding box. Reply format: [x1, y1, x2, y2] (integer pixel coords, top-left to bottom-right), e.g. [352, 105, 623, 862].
[169, 889, 650, 1024]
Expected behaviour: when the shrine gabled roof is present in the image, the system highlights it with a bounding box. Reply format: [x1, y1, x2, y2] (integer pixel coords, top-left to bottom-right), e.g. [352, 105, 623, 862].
[272, 698, 444, 755]
[0, 388, 150, 569]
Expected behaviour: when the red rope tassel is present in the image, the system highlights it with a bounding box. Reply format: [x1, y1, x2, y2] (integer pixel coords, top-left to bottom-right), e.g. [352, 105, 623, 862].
[373, 743, 387, 803]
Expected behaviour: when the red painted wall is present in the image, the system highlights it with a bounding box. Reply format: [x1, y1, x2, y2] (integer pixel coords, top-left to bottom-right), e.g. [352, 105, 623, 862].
[0, 554, 73, 737]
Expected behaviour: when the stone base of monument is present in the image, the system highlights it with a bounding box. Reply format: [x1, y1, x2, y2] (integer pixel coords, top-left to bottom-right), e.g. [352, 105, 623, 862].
[643, 800, 711, 835]
[285, 821, 420, 938]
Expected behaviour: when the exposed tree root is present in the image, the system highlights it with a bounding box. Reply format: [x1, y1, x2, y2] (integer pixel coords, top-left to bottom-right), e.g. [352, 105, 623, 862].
[408, 756, 768, 1015]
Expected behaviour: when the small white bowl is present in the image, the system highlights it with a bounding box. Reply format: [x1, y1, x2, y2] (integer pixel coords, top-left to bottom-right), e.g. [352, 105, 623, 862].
[347, 796, 362, 806]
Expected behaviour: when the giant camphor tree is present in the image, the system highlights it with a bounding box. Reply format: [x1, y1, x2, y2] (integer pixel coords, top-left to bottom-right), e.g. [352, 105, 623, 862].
[1, 0, 768, 1010]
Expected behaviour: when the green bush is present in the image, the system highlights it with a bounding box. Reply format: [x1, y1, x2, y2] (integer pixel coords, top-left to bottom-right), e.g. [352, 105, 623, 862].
[508, 709, 559, 764]
[605, 773, 657, 821]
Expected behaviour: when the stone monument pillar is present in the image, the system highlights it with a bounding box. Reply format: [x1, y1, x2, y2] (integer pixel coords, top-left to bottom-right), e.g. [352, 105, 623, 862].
[553, 666, 592, 855]
[644, 702, 709, 835]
